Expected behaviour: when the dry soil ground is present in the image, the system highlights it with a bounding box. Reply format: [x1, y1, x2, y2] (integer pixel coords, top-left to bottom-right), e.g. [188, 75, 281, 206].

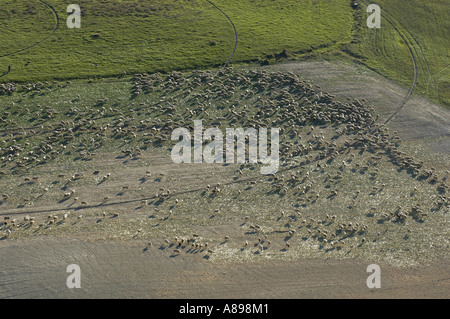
[1, 237, 448, 298]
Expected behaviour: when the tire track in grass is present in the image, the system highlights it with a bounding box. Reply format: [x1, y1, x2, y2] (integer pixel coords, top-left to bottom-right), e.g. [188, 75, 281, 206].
[0, 0, 60, 59]
[376, 9, 417, 125]
[379, 6, 437, 103]
[361, 1, 418, 125]
[204, 0, 238, 67]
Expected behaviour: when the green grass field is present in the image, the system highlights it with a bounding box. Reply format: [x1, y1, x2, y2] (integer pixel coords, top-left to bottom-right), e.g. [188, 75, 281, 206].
[377, 0, 449, 106]
[0, 1, 447, 106]
[0, 0, 352, 81]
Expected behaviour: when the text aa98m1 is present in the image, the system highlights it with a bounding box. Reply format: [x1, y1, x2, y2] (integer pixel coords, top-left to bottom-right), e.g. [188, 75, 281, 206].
[222, 303, 268, 314]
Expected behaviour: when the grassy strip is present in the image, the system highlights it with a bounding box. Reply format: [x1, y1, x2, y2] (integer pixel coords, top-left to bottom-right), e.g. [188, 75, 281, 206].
[0, 0, 353, 82]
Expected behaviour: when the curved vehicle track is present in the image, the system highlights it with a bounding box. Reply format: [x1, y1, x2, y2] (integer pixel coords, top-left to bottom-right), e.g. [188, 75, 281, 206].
[384, 10, 437, 97]
[204, 0, 238, 67]
[361, 1, 418, 125]
[0, 0, 59, 59]
[378, 5, 438, 105]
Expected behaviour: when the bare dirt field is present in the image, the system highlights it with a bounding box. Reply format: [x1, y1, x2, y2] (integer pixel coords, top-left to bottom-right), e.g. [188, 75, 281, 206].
[1, 237, 448, 298]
